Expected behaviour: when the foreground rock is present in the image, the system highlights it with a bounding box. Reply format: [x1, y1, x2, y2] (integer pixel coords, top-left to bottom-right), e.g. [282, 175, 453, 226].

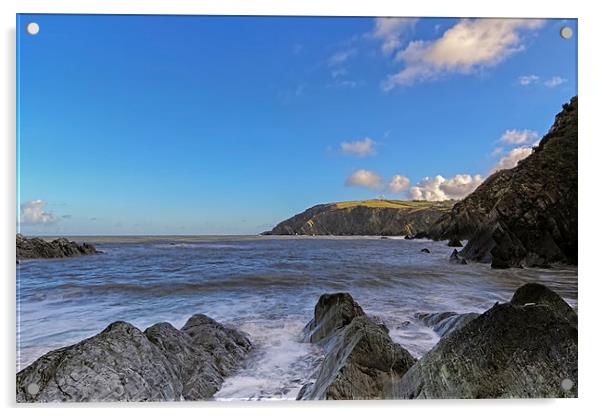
[396, 284, 577, 398]
[265, 200, 453, 236]
[16, 314, 252, 402]
[428, 97, 578, 268]
[16, 234, 99, 260]
[298, 293, 415, 400]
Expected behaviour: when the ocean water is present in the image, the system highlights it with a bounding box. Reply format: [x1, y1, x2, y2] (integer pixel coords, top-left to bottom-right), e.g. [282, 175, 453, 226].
[16, 236, 578, 400]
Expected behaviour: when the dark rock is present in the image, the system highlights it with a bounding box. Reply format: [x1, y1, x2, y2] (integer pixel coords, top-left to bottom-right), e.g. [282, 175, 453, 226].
[449, 249, 467, 264]
[510, 283, 577, 326]
[266, 201, 453, 236]
[303, 293, 365, 343]
[405, 231, 429, 240]
[298, 293, 416, 400]
[16, 315, 252, 402]
[395, 286, 578, 399]
[17, 234, 99, 260]
[420, 248, 430, 254]
[428, 97, 578, 268]
[415, 311, 480, 338]
[447, 238, 463, 247]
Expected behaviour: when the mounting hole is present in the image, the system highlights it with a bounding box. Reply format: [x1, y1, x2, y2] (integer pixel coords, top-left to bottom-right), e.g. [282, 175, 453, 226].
[26, 22, 40, 36]
[561, 378, 574, 391]
[560, 26, 573, 39]
[27, 382, 39, 395]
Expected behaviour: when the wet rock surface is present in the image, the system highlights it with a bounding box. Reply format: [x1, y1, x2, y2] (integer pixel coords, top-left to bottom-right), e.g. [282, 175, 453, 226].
[16, 314, 252, 402]
[395, 284, 578, 399]
[298, 293, 416, 400]
[415, 311, 479, 338]
[17, 234, 99, 260]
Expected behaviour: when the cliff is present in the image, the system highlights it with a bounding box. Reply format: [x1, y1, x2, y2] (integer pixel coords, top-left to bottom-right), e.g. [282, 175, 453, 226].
[264, 200, 453, 236]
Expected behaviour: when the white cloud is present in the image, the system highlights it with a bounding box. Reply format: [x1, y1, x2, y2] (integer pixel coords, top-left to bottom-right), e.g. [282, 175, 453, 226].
[383, 18, 544, 90]
[388, 174, 411, 193]
[409, 174, 484, 201]
[489, 146, 533, 174]
[372, 17, 419, 55]
[544, 76, 567, 87]
[328, 49, 357, 67]
[345, 169, 383, 189]
[518, 74, 539, 85]
[20, 199, 58, 225]
[340, 138, 376, 157]
[499, 129, 539, 144]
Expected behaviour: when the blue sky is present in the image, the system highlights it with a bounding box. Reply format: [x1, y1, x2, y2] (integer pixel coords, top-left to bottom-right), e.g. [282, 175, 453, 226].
[17, 15, 577, 235]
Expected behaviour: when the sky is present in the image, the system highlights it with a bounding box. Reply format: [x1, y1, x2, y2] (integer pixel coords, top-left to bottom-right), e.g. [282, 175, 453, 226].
[16, 15, 577, 235]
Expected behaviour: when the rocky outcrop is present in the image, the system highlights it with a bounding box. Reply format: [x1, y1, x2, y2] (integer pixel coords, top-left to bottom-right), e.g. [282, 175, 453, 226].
[265, 200, 453, 236]
[415, 311, 479, 338]
[510, 282, 577, 326]
[395, 284, 578, 399]
[449, 249, 467, 264]
[16, 234, 99, 260]
[16, 314, 252, 402]
[428, 97, 578, 268]
[447, 239, 463, 247]
[298, 293, 415, 400]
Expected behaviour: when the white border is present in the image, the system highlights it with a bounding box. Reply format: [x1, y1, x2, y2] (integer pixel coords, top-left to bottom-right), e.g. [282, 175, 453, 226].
[2, 1, 600, 415]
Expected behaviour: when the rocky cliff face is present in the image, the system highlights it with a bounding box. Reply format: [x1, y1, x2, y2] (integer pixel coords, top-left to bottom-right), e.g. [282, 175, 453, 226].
[429, 96, 578, 268]
[17, 234, 99, 260]
[265, 200, 453, 236]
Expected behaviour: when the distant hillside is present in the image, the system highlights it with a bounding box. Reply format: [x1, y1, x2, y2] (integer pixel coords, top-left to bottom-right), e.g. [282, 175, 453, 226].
[264, 200, 453, 236]
[429, 96, 578, 268]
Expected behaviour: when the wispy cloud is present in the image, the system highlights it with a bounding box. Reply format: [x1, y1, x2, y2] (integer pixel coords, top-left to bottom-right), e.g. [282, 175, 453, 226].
[518, 74, 540, 85]
[383, 18, 544, 90]
[517, 74, 567, 88]
[19, 199, 58, 225]
[345, 169, 383, 189]
[328, 49, 357, 67]
[371, 17, 419, 55]
[499, 129, 539, 145]
[340, 138, 376, 157]
[544, 76, 567, 87]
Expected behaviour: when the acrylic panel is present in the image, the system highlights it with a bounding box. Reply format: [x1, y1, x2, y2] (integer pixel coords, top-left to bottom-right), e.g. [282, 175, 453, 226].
[16, 14, 578, 402]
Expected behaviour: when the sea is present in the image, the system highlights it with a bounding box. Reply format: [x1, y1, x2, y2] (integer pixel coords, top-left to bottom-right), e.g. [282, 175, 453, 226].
[16, 235, 578, 400]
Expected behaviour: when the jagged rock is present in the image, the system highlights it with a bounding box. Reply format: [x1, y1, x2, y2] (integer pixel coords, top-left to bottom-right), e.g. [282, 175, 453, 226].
[298, 293, 415, 400]
[428, 97, 578, 268]
[395, 285, 578, 399]
[415, 311, 479, 338]
[420, 248, 430, 254]
[405, 231, 429, 240]
[265, 201, 453, 236]
[16, 314, 252, 402]
[303, 293, 365, 343]
[17, 234, 99, 260]
[298, 315, 416, 400]
[449, 249, 467, 264]
[447, 238, 463, 247]
[510, 283, 577, 326]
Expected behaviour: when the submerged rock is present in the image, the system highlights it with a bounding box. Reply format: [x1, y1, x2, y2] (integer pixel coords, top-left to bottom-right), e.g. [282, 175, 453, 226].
[420, 248, 430, 254]
[395, 284, 577, 399]
[16, 314, 252, 402]
[16, 234, 99, 260]
[449, 249, 467, 264]
[415, 311, 479, 338]
[298, 293, 415, 400]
